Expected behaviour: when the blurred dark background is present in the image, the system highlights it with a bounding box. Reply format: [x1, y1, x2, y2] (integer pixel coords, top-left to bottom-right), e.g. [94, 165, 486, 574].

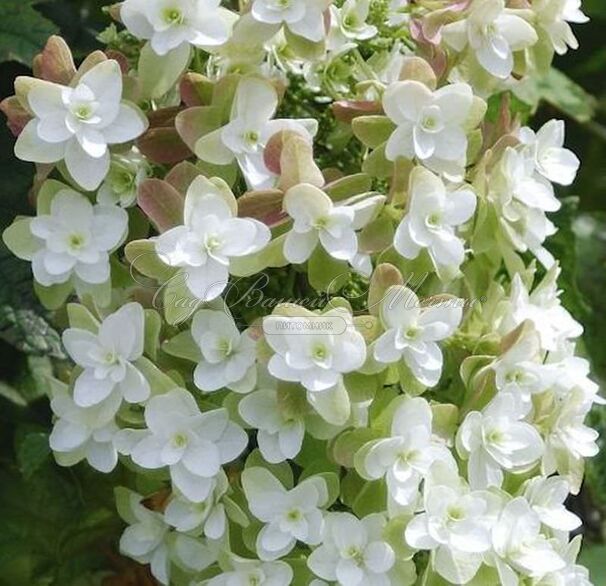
[0, 1, 604, 584]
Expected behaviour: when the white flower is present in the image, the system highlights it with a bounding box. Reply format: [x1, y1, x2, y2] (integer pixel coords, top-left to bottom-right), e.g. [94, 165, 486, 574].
[357, 397, 456, 507]
[534, 535, 593, 586]
[15, 60, 148, 191]
[191, 309, 257, 393]
[121, 0, 230, 56]
[49, 379, 121, 473]
[263, 308, 367, 392]
[242, 467, 328, 560]
[489, 498, 566, 583]
[533, 0, 588, 55]
[155, 175, 271, 302]
[492, 327, 553, 413]
[205, 558, 293, 586]
[115, 388, 248, 502]
[442, 0, 538, 79]
[456, 392, 544, 489]
[387, 0, 409, 27]
[98, 148, 150, 207]
[239, 385, 305, 463]
[118, 490, 172, 584]
[164, 471, 229, 539]
[307, 512, 396, 586]
[328, 0, 377, 52]
[383, 81, 474, 179]
[373, 286, 463, 387]
[497, 268, 583, 352]
[405, 465, 499, 584]
[29, 189, 128, 286]
[283, 183, 385, 265]
[518, 120, 580, 186]
[62, 303, 150, 407]
[195, 77, 318, 190]
[489, 147, 561, 268]
[117, 488, 216, 585]
[394, 167, 476, 275]
[522, 476, 581, 532]
[542, 388, 600, 483]
[250, 0, 330, 43]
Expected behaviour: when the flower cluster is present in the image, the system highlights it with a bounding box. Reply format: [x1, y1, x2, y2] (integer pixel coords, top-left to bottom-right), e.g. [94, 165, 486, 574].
[1, 1, 600, 585]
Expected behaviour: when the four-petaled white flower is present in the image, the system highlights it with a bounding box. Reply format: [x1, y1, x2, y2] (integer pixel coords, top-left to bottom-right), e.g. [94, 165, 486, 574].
[489, 498, 566, 583]
[115, 388, 248, 502]
[357, 397, 456, 507]
[405, 464, 500, 584]
[97, 147, 150, 207]
[28, 189, 128, 287]
[533, 0, 588, 55]
[497, 268, 583, 352]
[283, 183, 385, 265]
[523, 475, 581, 532]
[492, 326, 552, 413]
[328, 0, 378, 52]
[117, 488, 216, 585]
[49, 378, 121, 473]
[155, 175, 271, 302]
[239, 384, 306, 463]
[192, 309, 257, 393]
[15, 60, 148, 190]
[489, 146, 561, 268]
[250, 0, 331, 43]
[121, 0, 230, 56]
[205, 558, 294, 586]
[164, 471, 229, 539]
[242, 467, 328, 560]
[442, 0, 538, 79]
[394, 166, 476, 276]
[62, 303, 150, 407]
[263, 308, 367, 392]
[518, 120, 580, 186]
[456, 392, 544, 489]
[374, 286, 463, 387]
[196, 77, 318, 190]
[307, 512, 396, 586]
[383, 80, 474, 179]
[118, 489, 172, 584]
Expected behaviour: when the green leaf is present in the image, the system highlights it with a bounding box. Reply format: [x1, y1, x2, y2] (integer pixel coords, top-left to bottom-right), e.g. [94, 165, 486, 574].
[16, 431, 50, 480]
[515, 68, 597, 123]
[308, 246, 350, 293]
[162, 330, 201, 362]
[352, 116, 395, 148]
[0, 0, 58, 66]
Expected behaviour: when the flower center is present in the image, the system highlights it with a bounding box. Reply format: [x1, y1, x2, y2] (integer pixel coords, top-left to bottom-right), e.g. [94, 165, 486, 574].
[346, 546, 365, 564]
[172, 432, 189, 448]
[404, 326, 420, 340]
[163, 7, 184, 25]
[68, 232, 86, 250]
[312, 343, 329, 362]
[344, 13, 359, 28]
[426, 212, 442, 228]
[74, 104, 94, 121]
[217, 338, 233, 358]
[447, 505, 465, 522]
[286, 508, 302, 522]
[244, 130, 260, 146]
[487, 428, 504, 446]
[205, 235, 223, 253]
